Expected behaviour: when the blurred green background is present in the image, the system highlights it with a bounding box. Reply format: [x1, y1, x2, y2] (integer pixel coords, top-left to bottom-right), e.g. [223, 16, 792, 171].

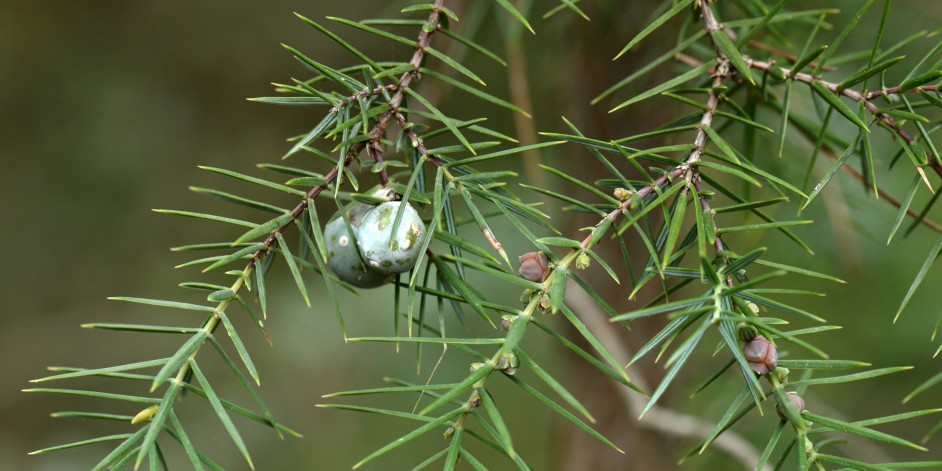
[5, 1, 942, 469]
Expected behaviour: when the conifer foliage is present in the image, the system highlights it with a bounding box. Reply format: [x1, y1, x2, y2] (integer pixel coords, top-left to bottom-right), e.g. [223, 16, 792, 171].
[26, 0, 942, 469]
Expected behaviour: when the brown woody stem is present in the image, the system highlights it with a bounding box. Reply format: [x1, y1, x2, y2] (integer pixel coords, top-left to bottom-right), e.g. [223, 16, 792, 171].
[745, 57, 942, 184]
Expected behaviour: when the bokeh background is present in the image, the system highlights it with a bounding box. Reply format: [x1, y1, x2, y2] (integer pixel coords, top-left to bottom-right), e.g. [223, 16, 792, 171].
[5, 1, 942, 469]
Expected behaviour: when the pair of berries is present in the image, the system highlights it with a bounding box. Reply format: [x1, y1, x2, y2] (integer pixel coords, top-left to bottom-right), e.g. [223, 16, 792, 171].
[324, 198, 426, 288]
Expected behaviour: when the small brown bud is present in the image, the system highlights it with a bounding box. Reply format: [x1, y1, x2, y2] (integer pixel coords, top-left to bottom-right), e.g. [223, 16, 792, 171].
[500, 315, 514, 330]
[776, 392, 805, 420]
[742, 335, 777, 375]
[469, 391, 481, 409]
[518, 252, 549, 283]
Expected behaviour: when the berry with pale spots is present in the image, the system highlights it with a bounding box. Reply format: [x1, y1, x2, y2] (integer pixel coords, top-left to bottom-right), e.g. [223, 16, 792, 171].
[324, 212, 388, 288]
[357, 201, 426, 275]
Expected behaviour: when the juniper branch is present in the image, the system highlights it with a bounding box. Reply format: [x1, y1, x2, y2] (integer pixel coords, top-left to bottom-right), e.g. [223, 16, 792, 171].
[863, 85, 942, 100]
[747, 40, 835, 72]
[686, 0, 733, 271]
[439, 4, 748, 456]
[436, 164, 687, 456]
[328, 84, 399, 115]
[801, 118, 942, 234]
[370, 0, 446, 136]
[744, 57, 942, 188]
[566, 281, 768, 470]
[129, 3, 454, 467]
[686, 3, 912, 465]
[694, 0, 819, 459]
[39, 2, 942, 469]
[677, 48, 942, 231]
[394, 111, 446, 169]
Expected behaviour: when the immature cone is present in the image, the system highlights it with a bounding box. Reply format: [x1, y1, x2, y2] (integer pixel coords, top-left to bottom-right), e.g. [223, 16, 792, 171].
[518, 251, 549, 283]
[776, 392, 806, 420]
[742, 335, 778, 375]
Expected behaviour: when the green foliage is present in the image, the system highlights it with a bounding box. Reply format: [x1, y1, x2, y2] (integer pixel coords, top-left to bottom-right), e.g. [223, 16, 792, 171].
[25, 0, 942, 469]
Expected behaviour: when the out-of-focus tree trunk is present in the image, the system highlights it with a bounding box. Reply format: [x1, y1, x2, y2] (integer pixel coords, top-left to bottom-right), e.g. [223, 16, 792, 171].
[549, 3, 686, 468]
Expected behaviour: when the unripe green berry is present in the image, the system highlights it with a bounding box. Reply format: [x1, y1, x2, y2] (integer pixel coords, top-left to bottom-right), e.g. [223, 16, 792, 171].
[357, 201, 426, 275]
[324, 214, 388, 288]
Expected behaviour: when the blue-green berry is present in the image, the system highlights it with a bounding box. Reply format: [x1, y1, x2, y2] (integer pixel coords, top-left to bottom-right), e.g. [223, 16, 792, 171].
[324, 211, 388, 288]
[357, 201, 426, 275]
